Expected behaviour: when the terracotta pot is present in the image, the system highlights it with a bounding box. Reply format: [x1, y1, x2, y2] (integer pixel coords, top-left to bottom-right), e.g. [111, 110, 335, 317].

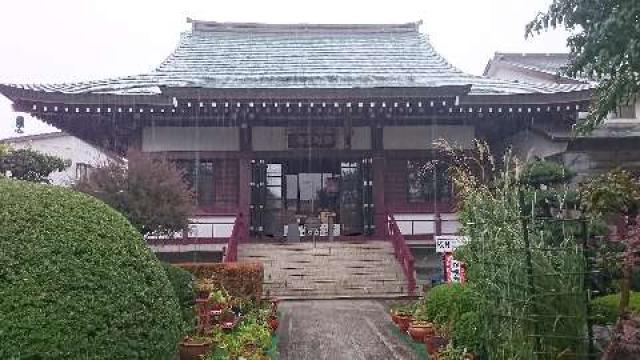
[391, 312, 401, 325]
[396, 315, 412, 332]
[268, 316, 279, 332]
[425, 336, 448, 356]
[179, 339, 212, 360]
[408, 322, 434, 342]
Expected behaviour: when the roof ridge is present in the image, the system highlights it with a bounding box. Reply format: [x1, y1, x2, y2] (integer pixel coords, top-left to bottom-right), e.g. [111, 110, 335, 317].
[186, 18, 422, 33]
[494, 52, 569, 57]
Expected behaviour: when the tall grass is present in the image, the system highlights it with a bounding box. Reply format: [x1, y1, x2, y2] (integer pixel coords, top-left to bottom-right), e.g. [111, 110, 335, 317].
[444, 142, 590, 359]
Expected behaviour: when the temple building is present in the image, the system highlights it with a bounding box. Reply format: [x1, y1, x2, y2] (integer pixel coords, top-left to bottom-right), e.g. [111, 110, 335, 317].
[0, 20, 593, 248]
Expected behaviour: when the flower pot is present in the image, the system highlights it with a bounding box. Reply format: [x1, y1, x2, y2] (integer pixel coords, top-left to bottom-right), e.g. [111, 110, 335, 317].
[179, 339, 212, 360]
[220, 312, 238, 332]
[210, 302, 224, 316]
[425, 336, 448, 356]
[268, 316, 279, 332]
[396, 315, 412, 332]
[408, 321, 434, 342]
[390, 312, 400, 325]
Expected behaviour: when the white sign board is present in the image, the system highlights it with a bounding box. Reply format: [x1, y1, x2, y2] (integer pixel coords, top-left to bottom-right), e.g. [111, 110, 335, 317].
[435, 235, 468, 253]
[284, 224, 340, 237]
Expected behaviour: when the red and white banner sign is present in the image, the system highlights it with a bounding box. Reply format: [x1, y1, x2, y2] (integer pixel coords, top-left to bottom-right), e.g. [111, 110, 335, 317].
[444, 253, 466, 283]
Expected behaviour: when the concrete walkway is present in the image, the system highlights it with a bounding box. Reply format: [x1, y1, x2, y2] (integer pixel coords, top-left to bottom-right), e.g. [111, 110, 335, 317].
[276, 300, 420, 360]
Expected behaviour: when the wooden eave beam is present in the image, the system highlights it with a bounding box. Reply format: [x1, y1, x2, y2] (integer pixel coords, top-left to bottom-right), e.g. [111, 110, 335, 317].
[459, 89, 593, 105]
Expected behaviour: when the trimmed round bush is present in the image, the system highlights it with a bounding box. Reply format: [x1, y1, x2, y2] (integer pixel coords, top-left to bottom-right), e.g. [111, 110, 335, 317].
[0, 179, 182, 359]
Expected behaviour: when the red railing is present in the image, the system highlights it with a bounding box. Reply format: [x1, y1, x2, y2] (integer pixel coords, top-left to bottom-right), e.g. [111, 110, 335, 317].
[387, 212, 417, 296]
[223, 213, 246, 263]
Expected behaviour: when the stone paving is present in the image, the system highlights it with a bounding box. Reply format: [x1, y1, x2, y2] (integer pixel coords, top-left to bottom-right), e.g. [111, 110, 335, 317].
[276, 300, 419, 360]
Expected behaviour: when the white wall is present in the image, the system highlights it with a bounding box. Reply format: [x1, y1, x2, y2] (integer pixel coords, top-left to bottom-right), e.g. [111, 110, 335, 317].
[3, 133, 114, 186]
[252, 127, 287, 151]
[187, 216, 236, 238]
[383, 125, 475, 150]
[142, 127, 240, 152]
[394, 213, 460, 235]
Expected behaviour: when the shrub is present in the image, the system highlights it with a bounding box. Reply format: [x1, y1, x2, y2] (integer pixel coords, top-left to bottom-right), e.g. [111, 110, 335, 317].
[519, 159, 574, 188]
[0, 179, 182, 359]
[592, 292, 640, 325]
[179, 262, 264, 299]
[423, 283, 478, 326]
[0, 147, 70, 183]
[162, 262, 196, 334]
[75, 150, 194, 235]
[452, 312, 483, 355]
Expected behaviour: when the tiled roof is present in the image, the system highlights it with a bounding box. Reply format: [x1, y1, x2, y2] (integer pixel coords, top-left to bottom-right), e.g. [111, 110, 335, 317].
[491, 53, 570, 75]
[1, 21, 592, 97]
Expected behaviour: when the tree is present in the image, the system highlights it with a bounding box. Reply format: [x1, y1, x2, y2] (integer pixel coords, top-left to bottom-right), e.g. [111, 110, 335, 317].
[75, 151, 194, 236]
[0, 147, 70, 183]
[526, 0, 640, 133]
[579, 169, 640, 359]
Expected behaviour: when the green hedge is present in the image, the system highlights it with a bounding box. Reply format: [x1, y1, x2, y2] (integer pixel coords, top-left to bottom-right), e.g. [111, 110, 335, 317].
[0, 179, 182, 359]
[423, 283, 478, 325]
[162, 262, 196, 334]
[591, 291, 640, 325]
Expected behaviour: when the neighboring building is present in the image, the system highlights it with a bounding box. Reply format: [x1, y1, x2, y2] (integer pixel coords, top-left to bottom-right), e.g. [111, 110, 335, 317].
[0, 20, 594, 247]
[1, 131, 118, 186]
[485, 52, 640, 181]
[483, 53, 586, 85]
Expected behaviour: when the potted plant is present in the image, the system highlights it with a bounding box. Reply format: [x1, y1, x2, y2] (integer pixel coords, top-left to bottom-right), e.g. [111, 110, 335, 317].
[220, 309, 238, 332]
[432, 343, 465, 360]
[178, 335, 213, 360]
[195, 278, 216, 302]
[209, 289, 227, 316]
[268, 313, 279, 332]
[408, 308, 435, 342]
[390, 303, 413, 330]
[425, 335, 449, 357]
[395, 304, 414, 332]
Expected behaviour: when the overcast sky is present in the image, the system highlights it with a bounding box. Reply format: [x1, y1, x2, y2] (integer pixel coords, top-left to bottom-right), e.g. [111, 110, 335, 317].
[0, 0, 571, 139]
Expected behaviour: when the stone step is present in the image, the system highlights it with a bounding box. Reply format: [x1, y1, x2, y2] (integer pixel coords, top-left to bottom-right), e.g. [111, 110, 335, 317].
[266, 288, 408, 298]
[239, 241, 409, 299]
[264, 272, 403, 280]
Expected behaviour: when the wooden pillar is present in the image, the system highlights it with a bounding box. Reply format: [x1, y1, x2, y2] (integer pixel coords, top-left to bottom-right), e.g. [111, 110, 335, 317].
[372, 124, 386, 238]
[373, 156, 387, 238]
[238, 123, 252, 239]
